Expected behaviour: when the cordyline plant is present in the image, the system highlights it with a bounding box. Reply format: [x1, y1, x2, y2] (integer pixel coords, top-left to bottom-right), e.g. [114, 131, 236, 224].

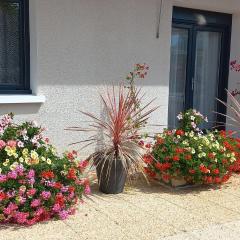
[216, 89, 240, 130]
[66, 85, 158, 183]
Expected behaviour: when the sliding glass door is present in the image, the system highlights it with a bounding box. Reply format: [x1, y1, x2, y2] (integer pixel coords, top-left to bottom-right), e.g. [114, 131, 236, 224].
[168, 7, 232, 129]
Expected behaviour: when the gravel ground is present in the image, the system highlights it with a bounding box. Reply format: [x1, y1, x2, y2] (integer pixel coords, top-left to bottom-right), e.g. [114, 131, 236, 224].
[2, 175, 240, 240]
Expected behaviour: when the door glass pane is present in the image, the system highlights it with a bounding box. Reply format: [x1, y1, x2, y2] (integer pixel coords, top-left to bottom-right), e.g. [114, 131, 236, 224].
[193, 31, 222, 129]
[168, 28, 188, 129]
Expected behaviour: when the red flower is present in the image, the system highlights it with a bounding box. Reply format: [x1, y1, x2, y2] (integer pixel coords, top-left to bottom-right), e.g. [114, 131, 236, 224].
[155, 162, 172, 171]
[175, 148, 184, 154]
[145, 143, 151, 149]
[138, 140, 144, 146]
[184, 154, 192, 160]
[54, 182, 63, 189]
[206, 176, 213, 184]
[222, 174, 231, 183]
[162, 174, 170, 182]
[208, 153, 215, 159]
[143, 154, 153, 164]
[55, 193, 65, 207]
[0, 192, 6, 201]
[172, 155, 180, 161]
[68, 186, 75, 193]
[67, 152, 74, 160]
[67, 168, 77, 180]
[212, 169, 220, 175]
[156, 138, 164, 145]
[41, 171, 55, 179]
[164, 156, 171, 161]
[214, 177, 221, 184]
[199, 165, 209, 174]
[176, 130, 184, 136]
[189, 169, 195, 174]
[144, 167, 156, 178]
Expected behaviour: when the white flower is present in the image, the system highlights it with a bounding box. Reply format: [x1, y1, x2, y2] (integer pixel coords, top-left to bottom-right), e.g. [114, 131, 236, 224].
[177, 113, 183, 120]
[17, 141, 24, 148]
[191, 148, 196, 154]
[23, 135, 29, 141]
[205, 117, 208, 122]
[47, 158, 52, 165]
[190, 116, 195, 121]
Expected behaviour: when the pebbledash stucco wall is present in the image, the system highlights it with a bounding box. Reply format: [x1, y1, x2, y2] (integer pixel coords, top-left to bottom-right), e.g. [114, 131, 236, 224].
[0, 0, 240, 155]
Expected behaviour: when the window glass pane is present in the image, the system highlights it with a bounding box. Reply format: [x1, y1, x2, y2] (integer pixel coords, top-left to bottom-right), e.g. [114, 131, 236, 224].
[168, 27, 188, 129]
[0, 2, 20, 86]
[193, 31, 222, 129]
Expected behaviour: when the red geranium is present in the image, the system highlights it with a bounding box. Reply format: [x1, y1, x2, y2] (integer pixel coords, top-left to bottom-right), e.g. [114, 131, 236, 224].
[172, 155, 180, 161]
[176, 129, 184, 136]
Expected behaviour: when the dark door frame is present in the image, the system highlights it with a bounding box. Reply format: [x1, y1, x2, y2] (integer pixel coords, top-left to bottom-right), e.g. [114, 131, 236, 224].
[172, 7, 232, 129]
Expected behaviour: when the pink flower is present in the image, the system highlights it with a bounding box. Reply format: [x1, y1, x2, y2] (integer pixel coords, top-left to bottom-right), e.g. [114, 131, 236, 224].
[15, 211, 29, 224]
[7, 171, 18, 179]
[41, 191, 51, 200]
[27, 188, 36, 197]
[58, 210, 69, 220]
[84, 185, 91, 195]
[52, 203, 61, 212]
[7, 140, 17, 148]
[31, 199, 41, 208]
[0, 140, 6, 149]
[35, 207, 44, 216]
[0, 174, 7, 183]
[27, 169, 35, 179]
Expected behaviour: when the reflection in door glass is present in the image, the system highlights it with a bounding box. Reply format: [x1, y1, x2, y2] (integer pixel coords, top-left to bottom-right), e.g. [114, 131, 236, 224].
[168, 28, 188, 129]
[193, 31, 222, 129]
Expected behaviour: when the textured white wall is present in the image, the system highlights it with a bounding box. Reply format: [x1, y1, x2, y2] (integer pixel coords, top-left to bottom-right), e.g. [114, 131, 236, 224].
[0, 0, 173, 155]
[0, 0, 239, 155]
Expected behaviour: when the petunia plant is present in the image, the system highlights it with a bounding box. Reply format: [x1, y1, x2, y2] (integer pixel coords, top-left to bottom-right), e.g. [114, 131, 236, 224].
[0, 114, 90, 225]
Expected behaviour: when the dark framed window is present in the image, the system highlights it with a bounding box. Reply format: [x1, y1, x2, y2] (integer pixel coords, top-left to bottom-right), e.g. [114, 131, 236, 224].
[168, 7, 232, 130]
[0, 0, 30, 94]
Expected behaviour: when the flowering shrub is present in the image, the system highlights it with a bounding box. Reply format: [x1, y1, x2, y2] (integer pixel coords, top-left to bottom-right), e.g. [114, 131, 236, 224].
[144, 110, 240, 185]
[0, 114, 90, 225]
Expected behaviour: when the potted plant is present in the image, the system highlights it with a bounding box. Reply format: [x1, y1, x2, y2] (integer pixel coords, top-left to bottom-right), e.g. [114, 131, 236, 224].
[66, 85, 157, 194]
[144, 109, 238, 187]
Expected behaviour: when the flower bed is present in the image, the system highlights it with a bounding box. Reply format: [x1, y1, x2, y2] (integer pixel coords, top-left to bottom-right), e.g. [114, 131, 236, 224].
[0, 114, 90, 225]
[144, 110, 240, 186]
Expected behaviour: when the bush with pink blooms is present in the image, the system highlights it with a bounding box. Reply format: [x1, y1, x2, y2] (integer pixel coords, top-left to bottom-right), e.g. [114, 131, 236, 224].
[0, 113, 90, 225]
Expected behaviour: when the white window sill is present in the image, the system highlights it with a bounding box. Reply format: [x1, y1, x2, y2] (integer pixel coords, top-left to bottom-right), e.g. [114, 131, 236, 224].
[0, 95, 46, 104]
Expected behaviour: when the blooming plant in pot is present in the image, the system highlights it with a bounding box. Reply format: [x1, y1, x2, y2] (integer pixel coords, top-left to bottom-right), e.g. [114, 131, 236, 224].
[66, 85, 157, 194]
[0, 114, 90, 225]
[145, 109, 238, 186]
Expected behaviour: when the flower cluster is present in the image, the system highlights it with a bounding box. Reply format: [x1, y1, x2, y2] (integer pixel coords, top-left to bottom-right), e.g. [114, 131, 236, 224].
[144, 110, 240, 185]
[230, 60, 240, 72]
[126, 63, 149, 81]
[0, 114, 90, 225]
[177, 109, 208, 132]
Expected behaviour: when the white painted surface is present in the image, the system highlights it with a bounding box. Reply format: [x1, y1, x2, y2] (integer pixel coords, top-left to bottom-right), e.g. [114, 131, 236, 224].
[0, 95, 45, 104]
[0, 0, 239, 153]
